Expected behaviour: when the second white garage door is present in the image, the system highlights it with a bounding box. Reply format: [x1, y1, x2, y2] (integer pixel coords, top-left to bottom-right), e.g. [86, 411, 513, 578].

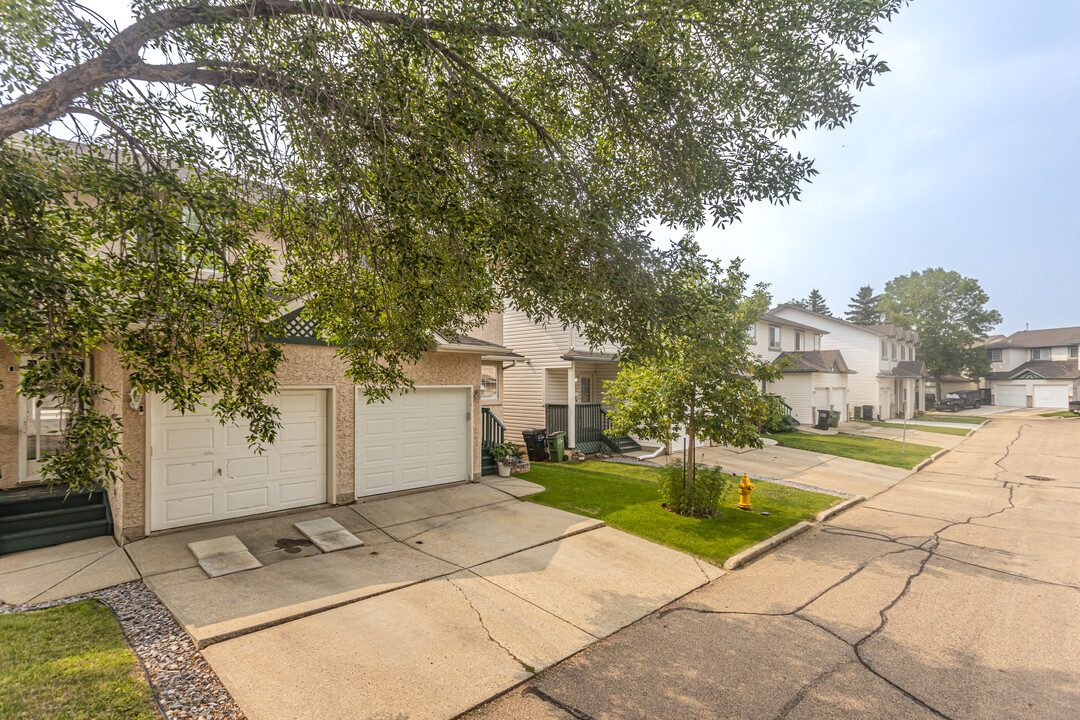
[355, 387, 470, 498]
[1033, 385, 1069, 408]
[994, 385, 1027, 407]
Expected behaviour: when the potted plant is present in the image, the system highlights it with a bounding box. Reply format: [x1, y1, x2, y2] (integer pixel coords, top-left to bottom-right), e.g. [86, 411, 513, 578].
[489, 442, 521, 477]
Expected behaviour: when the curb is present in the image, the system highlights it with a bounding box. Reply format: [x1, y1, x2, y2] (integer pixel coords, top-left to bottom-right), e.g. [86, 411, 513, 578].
[913, 447, 951, 472]
[723, 521, 812, 571]
[814, 495, 866, 523]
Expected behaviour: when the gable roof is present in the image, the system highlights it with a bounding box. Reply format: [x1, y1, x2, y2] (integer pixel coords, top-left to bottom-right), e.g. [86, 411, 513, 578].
[985, 326, 1080, 350]
[773, 350, 854, 374]
[770, 304, 884, 337]
[986, 360, 1080, 381]
[759, 312, 829, 334]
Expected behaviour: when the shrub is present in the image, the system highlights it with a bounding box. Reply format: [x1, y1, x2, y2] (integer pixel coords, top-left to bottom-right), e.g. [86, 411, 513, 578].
[489, 442, 521, 464]
[659, 460, 734, 518]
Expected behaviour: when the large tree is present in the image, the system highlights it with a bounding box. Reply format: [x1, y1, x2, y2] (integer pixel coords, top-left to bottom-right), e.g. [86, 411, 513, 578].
[845, 284, 883, 324]
[804, 288, 831, 316]
[604, 239, 783, 516]
[0, 0, 902, 488]
[878, 269, 1002, 398]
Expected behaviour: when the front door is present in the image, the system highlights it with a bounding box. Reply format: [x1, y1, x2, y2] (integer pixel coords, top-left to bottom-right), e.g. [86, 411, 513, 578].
[20, 393, 68, 482]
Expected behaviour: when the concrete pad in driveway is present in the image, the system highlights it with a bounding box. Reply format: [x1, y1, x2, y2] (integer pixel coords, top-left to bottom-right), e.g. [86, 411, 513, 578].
[405, 501, 605, 568]
[126, 505, 377, 577]
[353, 482, 510, 528]
[150, 540, 457, 647]
[471, 526, 716, 638]
[203, 573, 595, 720]
[1, 539, 138, 605]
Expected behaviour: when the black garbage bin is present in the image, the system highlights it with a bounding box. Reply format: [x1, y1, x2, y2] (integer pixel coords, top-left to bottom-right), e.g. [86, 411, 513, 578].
[862, 404, 875, 422]
[522, 429, 549, 462]
[815, 409, 831, 431]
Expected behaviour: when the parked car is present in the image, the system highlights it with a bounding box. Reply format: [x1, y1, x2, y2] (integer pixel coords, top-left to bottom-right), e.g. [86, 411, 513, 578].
[939, 390, 983, 412]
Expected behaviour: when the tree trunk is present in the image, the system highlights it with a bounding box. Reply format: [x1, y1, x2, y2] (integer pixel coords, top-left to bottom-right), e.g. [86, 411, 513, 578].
[935, 373, 943, 406]
[687, 387, 696, 511]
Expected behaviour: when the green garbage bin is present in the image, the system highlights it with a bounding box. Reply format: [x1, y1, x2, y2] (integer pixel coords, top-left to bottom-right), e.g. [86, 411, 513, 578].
[853, 406, 862, 421]
[829, 410, 841, 428]
[547, 431, 566, 462]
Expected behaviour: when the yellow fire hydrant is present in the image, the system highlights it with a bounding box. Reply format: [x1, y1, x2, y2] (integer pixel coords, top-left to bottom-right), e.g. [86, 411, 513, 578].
[737, 474, 755, 510]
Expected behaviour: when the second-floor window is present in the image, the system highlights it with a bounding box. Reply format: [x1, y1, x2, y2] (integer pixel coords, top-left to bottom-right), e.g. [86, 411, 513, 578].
[794, 332, 804, 351]
[989, 349, 1002, 362]
[901, 345, 906, 360]
[891, 343, 897, 360]
[814, 334, 821, 350]
[1031, 348, 1051, 361]
[480, 364, 499, 400]
[769, 326, 781, 350]
[1071, 346, 1078, 358]
[881, 341, 888, 359]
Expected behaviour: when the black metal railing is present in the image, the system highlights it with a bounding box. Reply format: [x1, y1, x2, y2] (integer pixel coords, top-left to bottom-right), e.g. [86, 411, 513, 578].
[544, 403, 620, 450]
[545, 404, 568, 435]
[481, 407, 505, 448]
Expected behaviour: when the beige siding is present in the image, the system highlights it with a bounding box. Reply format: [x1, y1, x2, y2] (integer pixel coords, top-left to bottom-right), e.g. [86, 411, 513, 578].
[502, 306, 572, 443]
[545, 368, 569, 404]
[767, 375, 814, 424]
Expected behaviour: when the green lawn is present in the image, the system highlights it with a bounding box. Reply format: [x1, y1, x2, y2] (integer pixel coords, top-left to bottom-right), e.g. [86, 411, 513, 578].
[765, 431, 940, 469]
[1039, 410, 1078, 418]
[0, 600, 159, 720]
[914, 413, 987, 424]
[521, 460, 837, 565]
[864, 421, 971, 436]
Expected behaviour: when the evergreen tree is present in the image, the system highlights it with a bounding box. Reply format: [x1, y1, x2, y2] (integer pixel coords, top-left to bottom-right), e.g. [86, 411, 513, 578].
[805, 289, 831, 315]
[845, 285, 883, 324]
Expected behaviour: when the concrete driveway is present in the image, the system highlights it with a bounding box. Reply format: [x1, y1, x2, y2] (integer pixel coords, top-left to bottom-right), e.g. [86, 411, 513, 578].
[126, 478, 719, 720]
[648, 442, 912, 497]
[472, 416, 1080, 720]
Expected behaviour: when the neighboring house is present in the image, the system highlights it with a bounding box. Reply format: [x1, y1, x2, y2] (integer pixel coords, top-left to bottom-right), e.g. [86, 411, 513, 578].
[751, 312, 854, 424]
[500, 305, 640, 454]
[983, 326, 1080, 408]
[770, 305, 927, 420]
[0, 306, 513, 547]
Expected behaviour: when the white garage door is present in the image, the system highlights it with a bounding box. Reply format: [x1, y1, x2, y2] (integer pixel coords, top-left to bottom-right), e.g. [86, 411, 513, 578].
[355, 387, 470, 498]
[1033, 385, 1069, 408]
[149, 390, 328, 531]
[994, 385, 1027, 407]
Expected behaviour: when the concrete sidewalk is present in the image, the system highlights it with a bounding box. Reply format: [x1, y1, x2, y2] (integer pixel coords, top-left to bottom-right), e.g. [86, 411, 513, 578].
[647, 442, 911, 498]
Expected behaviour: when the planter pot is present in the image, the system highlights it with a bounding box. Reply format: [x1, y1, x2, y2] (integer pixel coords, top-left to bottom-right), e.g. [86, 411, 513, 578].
[497, 462, 512, 477]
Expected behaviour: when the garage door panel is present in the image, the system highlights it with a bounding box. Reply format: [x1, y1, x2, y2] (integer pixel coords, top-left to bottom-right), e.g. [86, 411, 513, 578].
[356, 387, 469, 498]
[1033, 385, 1068, 408]
[994, 385, 1027, 407]
[150, 390, 329, 531]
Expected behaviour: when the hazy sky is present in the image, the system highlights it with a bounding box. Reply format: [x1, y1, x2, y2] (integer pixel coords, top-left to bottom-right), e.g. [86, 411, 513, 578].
[81, 1, 1078, 334]
[656, 1, 1080, 335]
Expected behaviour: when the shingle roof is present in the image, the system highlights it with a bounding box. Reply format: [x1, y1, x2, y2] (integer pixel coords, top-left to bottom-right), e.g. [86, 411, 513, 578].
[773, 350, 853, 374]
[881, 360, 927, 378]
[562, 348, 619, 362]
[759, 312, 829, 334]
[770, 304, 885, 336]
[986, 360, 1080, 381]
[985, 326, 1080, 350]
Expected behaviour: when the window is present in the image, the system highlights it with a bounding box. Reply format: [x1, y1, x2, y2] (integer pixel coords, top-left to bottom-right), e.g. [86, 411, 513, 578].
[794, 332, 803, 351]
[813, 334, 821, 350]
[901, 345, 906, 360]
[577, 376, 593, 404]
[479, 363, 499, 400]
[1031, 348, 1051, 361]
[891, 343, 897, 360]
[989, 348, 1002, 362]
[748, 324, 757, 344]
[1070, 346, 1078, 359]
[881, 341, 888, 359]
[769, 325, 781, 350]
[910, 348, 915, 361]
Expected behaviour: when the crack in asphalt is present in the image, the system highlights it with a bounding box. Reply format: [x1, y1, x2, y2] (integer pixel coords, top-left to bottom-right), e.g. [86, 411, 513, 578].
[522, 687, 597, 719]
[769, 659, 855, 720]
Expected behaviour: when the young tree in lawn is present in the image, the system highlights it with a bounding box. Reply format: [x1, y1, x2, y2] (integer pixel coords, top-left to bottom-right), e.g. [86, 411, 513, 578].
[0, 0, 902, 489]
[845, 285, 884, 324]
[604, 239, 784, 516]
[878, 269, 1002, 399]
[805, 289, 831, 316]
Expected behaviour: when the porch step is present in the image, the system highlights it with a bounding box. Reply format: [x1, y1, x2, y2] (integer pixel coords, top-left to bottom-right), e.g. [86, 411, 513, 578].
[481, 447, 498, 477]
[616, 436, 641, 453]
[0, 485, 112, 556]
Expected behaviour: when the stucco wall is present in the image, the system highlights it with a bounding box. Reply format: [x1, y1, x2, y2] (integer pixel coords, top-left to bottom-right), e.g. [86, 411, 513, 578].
[0, 343, 19, 490]
[113, 344, 482, 540]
